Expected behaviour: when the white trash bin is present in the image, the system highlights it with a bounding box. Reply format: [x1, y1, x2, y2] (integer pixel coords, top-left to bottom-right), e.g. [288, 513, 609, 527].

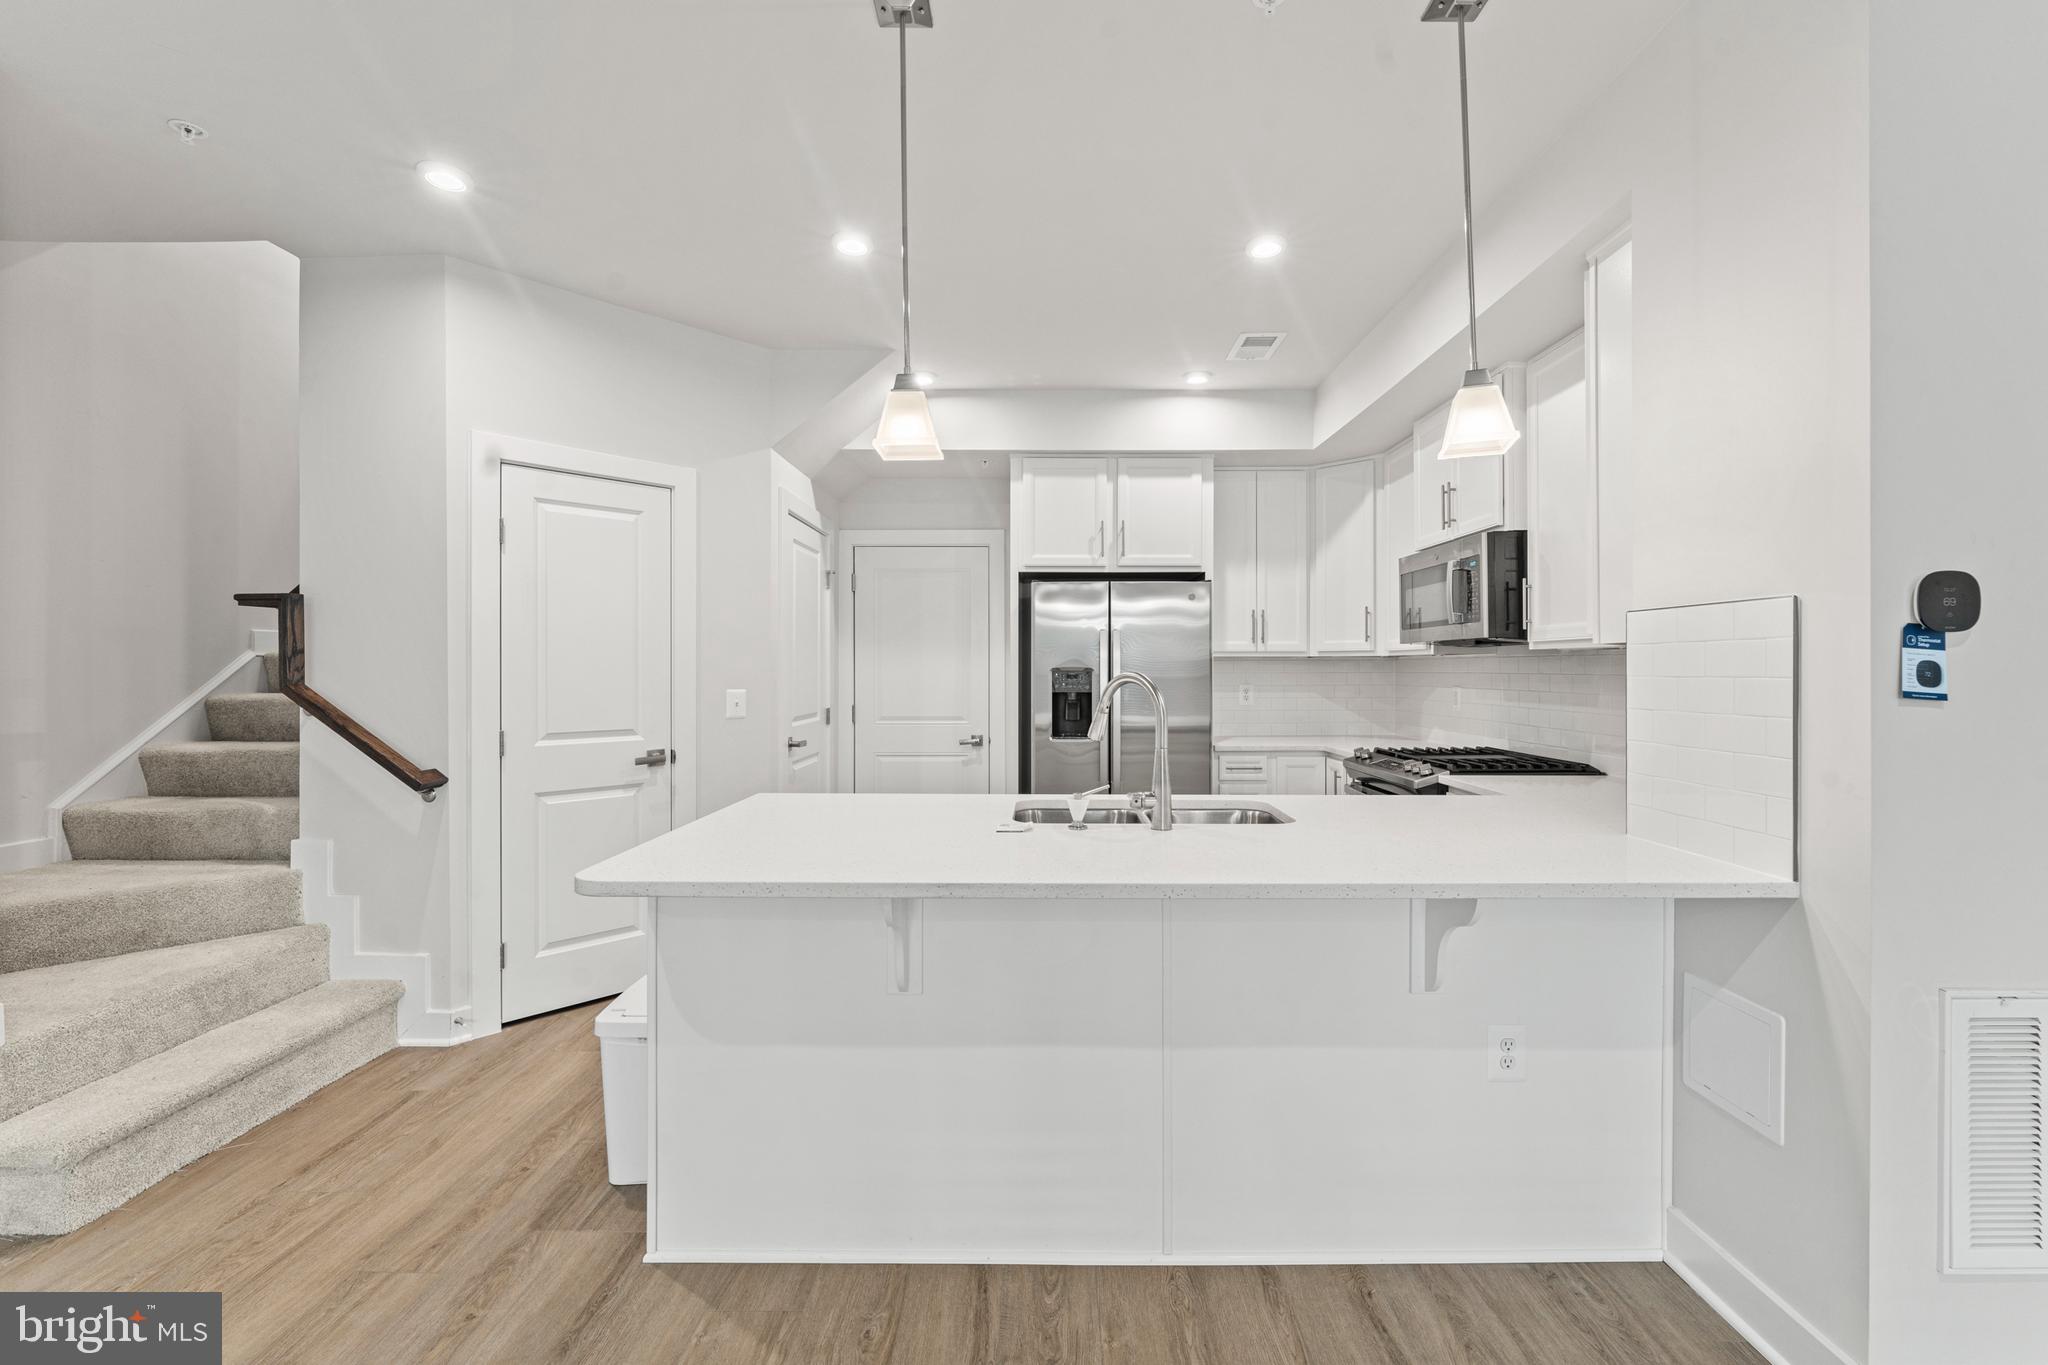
[595, 976, 648, 1185]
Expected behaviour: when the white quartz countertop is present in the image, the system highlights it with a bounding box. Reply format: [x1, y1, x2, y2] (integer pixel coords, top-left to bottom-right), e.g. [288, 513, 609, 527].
[576, 777, 1798, 902]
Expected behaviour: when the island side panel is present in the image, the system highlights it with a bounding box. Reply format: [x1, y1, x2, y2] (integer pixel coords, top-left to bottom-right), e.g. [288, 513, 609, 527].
[650, 895, 1167, 1260]
[1167, 897, 1667, 1259]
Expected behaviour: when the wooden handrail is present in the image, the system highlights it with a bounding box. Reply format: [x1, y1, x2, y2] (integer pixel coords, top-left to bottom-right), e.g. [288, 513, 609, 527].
[236, 588, 450, 802]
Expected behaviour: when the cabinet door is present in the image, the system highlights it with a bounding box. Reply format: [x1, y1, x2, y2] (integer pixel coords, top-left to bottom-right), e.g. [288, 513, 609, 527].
[1325, 757, 1348, 794]
[1414, 397, 1507, 547]
[1216, 751, 1271, 795]
[1273, 753, 1324, 797]
[1525, 332, 1597, 646]
[1311, 460, 1376, 654]
[1212, 470, 1260, 654]
[1375, 443, 1431, 655]
[1254, 469, 1309, 654]
[1017, 457, 1110, 569]
[1114, 457, 1207, 570]
[1590, 235, 1633, 645]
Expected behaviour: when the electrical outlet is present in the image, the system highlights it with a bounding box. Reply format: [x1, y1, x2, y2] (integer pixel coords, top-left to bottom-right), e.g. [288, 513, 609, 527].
[1487, 1025, 1526, 1082]
[1238, 684, 1255, 705]
[725, 689, 748, 719]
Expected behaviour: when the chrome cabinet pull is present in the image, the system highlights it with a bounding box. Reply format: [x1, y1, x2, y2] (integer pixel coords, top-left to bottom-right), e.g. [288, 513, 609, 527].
[1259, 607, 1267, 645]
[1098, 520, 1106, 559]
[1118, 519, 1127, 558]
[1521, 576, 1531, 632]
[958, 734, 985, 747]
[1365, 604, 1372, 643]
[633, 748, 671, 766]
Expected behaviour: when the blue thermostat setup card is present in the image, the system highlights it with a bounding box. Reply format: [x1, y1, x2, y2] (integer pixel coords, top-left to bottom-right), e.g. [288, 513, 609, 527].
[1901, 624, 1947, 700]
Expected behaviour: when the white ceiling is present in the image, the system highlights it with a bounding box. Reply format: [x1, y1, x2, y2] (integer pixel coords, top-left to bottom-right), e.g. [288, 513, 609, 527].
[0, 0, 1680, 392]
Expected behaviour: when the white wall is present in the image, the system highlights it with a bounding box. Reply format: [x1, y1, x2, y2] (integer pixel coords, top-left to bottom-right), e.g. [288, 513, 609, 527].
[300, 256, 792, 1022]
[1305, 4, 1872, 1357]
[832, 476, 1009, 532]
[1868, 6, 2048, 1360]
[0, 241, 298, 868]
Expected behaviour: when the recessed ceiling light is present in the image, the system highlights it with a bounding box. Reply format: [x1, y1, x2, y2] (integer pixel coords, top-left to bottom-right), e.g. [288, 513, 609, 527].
[912, 371, 936, 389]
[1245, 235, 1286, 260]
[416, 161, 470, 193]
[1184, 370, 1213, 386]
[834, 232, 872, 257]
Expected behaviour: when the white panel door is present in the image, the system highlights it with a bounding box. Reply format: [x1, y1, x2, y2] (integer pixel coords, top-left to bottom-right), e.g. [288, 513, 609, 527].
[1254, 469, 1309, 654]
[1526, 331, 1597, 645]
[1113, 456, 1206, 569]
[1017, 457, 1111, 569]
[1212, 469, 1259, 654]
[780, 507, 829, 791]
[500, 465, 671, 1022]
[853, 545, 993, 792]
[1311, 459, 1376, 654]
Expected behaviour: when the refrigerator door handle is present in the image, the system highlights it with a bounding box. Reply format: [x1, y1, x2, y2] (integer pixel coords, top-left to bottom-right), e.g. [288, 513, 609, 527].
[1098, 627, 1112, 787]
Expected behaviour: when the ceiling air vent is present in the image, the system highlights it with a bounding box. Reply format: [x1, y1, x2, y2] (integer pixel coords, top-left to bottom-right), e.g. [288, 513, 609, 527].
[1228, 332, 1287, 363]
[1946, 991, 2048, 1274]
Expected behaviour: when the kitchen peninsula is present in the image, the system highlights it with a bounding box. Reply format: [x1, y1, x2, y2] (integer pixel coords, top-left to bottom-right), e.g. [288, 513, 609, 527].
[578, 786, 1794, 1265]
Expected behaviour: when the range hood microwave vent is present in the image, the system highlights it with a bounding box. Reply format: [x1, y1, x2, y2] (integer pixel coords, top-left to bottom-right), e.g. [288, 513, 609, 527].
[1228, 332, 1287, 362]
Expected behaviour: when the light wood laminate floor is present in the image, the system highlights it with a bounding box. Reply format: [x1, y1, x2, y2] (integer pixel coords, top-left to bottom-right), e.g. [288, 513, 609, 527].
[1, 1000, 1765, 1364]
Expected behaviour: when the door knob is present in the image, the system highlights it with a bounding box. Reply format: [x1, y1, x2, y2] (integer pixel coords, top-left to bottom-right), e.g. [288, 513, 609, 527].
[633, 748, 671, 767]
[787, 738, 809, 750]
[959, 734, 986, 747]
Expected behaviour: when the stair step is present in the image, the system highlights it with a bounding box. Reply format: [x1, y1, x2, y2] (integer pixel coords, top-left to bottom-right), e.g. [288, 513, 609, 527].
[262, 650, 281, 692]
[63, 796, 297, 862]
[206, 692, 298, 741]
[141, 741, 298, 798]
[0, 979, 401, 1236]
[0, 861, 302, 973]
[0, 924, 330, 1123]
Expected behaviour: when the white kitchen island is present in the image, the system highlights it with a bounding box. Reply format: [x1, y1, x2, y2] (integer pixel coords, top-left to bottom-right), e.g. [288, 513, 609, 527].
[577, 784, 1794, 1265]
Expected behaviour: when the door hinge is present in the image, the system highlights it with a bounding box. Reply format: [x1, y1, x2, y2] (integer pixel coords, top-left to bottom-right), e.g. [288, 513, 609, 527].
[824, 568, 835, 588]
[850, 573, 857, 594]
[499, 942, 506, 969]
[824, 706, 831, 726]
[499, 517, 506, 550]
[498, 730, 505, 758]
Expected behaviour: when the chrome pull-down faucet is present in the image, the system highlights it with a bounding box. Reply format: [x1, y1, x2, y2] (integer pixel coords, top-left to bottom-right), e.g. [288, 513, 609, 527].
[1087, 671, 1173, 831]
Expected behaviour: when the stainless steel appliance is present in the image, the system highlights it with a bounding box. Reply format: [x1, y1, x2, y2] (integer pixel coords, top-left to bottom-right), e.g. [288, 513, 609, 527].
[1022, 580, 1211, 796]
[1341, 744, 1604, 795]
[1398, 529, 1529, 646]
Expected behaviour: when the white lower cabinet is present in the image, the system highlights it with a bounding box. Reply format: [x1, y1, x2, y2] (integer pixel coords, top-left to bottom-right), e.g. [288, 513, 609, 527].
[1214, 750, 1332, 797]
[1325, 756, 1348, 794]
[1214, 751, 1271, 795]
[1272, 753, 1325, 797]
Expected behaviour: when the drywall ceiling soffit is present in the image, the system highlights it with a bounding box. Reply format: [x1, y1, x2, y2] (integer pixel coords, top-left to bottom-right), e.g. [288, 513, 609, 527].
[770, 347, 902, 478]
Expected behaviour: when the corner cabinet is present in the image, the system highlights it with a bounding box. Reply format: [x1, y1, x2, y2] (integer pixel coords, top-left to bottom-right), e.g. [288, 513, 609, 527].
[1412, 364, 1520, 551]
[1309, 459, 1376, 654]
[1213, 468, 1308, 656]
[1014, 456, 1211, 573]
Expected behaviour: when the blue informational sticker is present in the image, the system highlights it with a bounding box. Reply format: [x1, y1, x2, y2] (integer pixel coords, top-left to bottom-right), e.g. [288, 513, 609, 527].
[1901, 624, 1947, 700]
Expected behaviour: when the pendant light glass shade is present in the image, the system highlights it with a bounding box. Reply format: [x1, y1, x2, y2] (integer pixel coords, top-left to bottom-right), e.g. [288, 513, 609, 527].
[1441, 367, 1520, 460]
[874, 375, 943, 461]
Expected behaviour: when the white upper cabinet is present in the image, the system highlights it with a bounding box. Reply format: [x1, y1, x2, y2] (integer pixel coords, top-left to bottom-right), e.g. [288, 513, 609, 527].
[1113, 457, 1208, 569]
[1212, 468, 1307, 656]
[1014, 455, 1212, 572]
[1016, 457, 1111, 569]
[1375, 440, 1432, 655]
[1589, 233, 1633, 646]
[1412, 365, 1518, 550]
[1525, 330, 1597, 645]
[1310, 459, 1376, 654]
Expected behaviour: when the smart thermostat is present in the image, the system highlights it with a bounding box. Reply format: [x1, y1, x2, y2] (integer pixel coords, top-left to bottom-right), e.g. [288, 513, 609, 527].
[1914, 570, 1980, 632]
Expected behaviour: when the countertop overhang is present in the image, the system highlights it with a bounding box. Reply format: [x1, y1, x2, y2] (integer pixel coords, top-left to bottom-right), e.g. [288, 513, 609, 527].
[576, 779, 1798, 902]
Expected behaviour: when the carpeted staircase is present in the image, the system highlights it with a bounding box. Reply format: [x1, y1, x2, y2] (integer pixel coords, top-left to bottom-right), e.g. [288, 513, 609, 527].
[0, 653, 402, 1236]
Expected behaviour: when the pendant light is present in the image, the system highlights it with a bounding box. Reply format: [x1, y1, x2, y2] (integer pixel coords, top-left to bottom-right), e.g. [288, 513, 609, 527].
[873, 1, 943, 461]
[1425, 0, 1519, 460]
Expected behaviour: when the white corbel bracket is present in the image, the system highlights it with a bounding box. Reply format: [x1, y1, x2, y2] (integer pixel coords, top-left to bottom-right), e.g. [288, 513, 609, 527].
[885, 898, 924, 995]
[1409, 897, 1478, 994]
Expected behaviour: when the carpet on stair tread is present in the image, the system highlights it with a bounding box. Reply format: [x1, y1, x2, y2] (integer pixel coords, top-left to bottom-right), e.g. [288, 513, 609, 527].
[140, 741, 299, 798]
[204, 692, 299, 742]
[0, 923, 331, 1123]
[62, 795, 297, 862]
[0, 860, 302, 973]
[0, 979, 402, 1237]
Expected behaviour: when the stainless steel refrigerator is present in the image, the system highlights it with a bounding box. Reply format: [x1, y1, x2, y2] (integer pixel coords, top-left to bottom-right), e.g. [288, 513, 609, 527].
[1022, 580, 1212, 797]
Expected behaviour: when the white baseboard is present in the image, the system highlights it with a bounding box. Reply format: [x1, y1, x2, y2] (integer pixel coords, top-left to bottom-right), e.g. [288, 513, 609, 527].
[647, 1246, 1664, 1266]
[0, 836, 53, 874]
[292, 837, 447, 1045]
[1665, 1207, 1858, 1365]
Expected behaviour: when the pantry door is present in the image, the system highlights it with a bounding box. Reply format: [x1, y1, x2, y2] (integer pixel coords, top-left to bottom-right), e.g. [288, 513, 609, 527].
[851, 543, 995, 793]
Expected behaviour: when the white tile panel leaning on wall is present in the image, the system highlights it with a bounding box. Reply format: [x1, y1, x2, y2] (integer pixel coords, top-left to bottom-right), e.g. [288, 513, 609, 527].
[1626, 597, 1797, 878]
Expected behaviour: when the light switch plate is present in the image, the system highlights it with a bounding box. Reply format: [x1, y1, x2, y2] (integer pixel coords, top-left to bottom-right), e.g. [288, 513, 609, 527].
[724, 689, 747, 719]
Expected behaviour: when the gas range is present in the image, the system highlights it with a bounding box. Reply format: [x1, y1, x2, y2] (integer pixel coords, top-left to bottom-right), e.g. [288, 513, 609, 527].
[1340, 746, 1604, 795]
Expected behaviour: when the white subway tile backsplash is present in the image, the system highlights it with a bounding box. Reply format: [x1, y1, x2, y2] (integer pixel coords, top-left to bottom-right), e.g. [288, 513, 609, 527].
[1626, 597, 1798, 880]
[1212, 656, 1399, 739]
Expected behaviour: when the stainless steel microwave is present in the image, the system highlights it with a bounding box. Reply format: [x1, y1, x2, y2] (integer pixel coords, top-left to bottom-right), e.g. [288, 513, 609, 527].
[1398, 529, 1528, 647]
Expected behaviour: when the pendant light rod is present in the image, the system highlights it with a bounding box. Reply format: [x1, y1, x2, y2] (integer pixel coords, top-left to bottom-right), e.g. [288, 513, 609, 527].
[1456, 19, 1479, 374]
[897, 13, 913, 373]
